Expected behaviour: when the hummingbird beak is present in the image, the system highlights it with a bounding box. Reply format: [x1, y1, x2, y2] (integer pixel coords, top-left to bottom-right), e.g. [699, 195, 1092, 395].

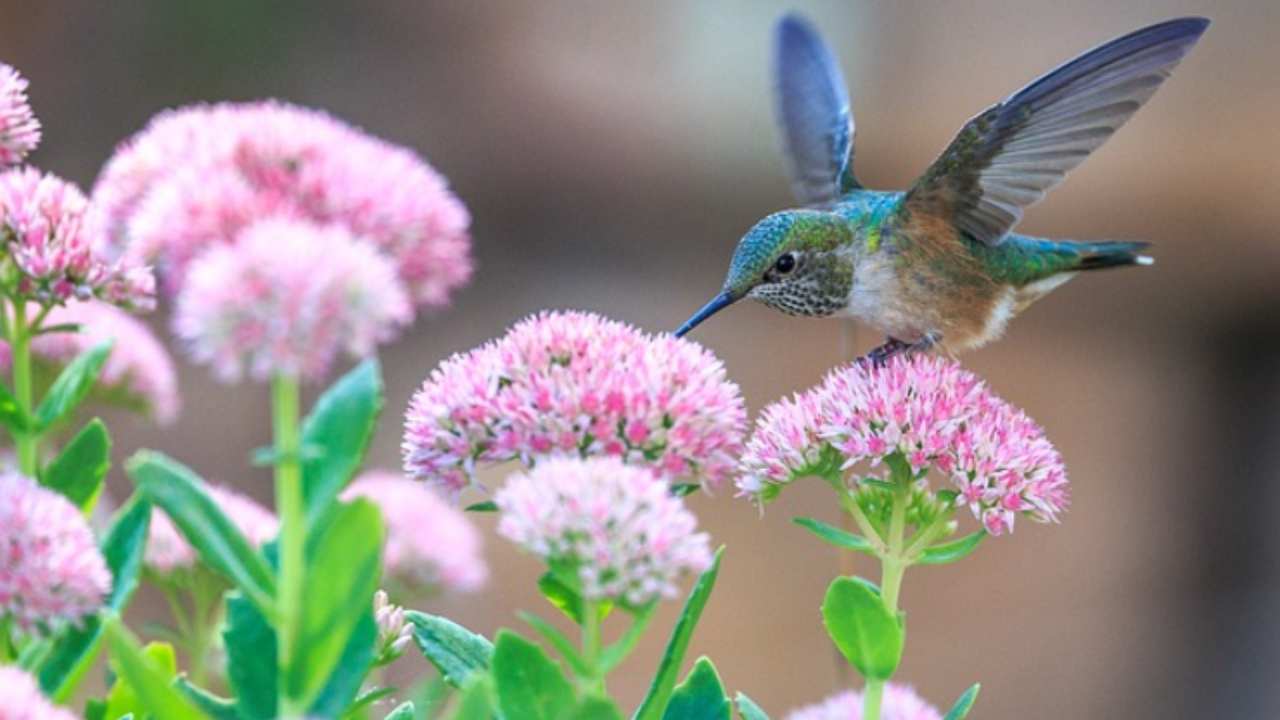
[674, 291, 737, 338]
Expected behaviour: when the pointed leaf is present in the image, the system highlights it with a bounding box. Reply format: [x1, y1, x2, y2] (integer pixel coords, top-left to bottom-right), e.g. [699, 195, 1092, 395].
[40, 418, 111, 511]
[634, 546, 724, 720]
[127, 450, 276, 616]
[407, 611, 494, 688]
[942, 683, 981, 720]
[34, 341, 112, 431]
[538, 571, 585, 624]
[519, 611, 591, 677]
[174, 677, 240, 720]
[735, 693, 770, 720]
[491, 630, 575, 720]
[662, 657, 729, 720]
[384, 701, 415, 720]
[793, 517, 876, 554]
[104, 639, 179, 720]
[301, 358, 383, 520]
[821, 577, 903, 680]
[670, 483, 700, 497]
[918, 531, 986, 565]
[308, 609, 377, 716]
[102, 619, 207, 719]
[464, 500, 498, 513]
[223, 592, 276, 718]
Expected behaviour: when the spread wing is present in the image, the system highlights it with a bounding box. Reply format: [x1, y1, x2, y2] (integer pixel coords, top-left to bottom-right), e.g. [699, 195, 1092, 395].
[773, 13, 858, 207]
[899, 17, 1209, 245]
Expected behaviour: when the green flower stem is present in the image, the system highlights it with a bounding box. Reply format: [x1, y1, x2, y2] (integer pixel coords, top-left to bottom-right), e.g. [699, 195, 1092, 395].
[10, 297, 37, 475]
[580, 599, 605, 694]
[863, 463, 912, 720]
[272, 372, 305, 717]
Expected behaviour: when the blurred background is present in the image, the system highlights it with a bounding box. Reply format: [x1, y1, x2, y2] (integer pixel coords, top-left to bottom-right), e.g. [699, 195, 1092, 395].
[3, 1, 1277, 717]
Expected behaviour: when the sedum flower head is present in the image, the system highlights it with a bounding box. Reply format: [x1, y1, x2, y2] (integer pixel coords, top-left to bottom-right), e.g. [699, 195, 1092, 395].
[740, 355, 1068, 536]
[146, 483, 277, 575]
[342, 470, 487, 592]
[0, 167, 154, 310]
[786, 684, 941, 720]
[90, 100, 471, 306]
[0, 472, 110, 633]
[172, 217, 411, 383]
[495, 457, 712, 606]
[0, 64, 40, 166]
[403, 310, 746, 494]
[0, 666, 79, 720]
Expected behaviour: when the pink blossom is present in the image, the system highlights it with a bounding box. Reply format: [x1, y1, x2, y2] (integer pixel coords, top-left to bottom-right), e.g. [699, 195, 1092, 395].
[494, 457, 712, 605]
[786, 684, 941, 720]
[739, 355, 1068, 536]
[172, 217, 411, 383]
[373, 589, 413, 661]
[0, 666, 79, 720]
[342, 470, 487, 592]
[90, 100, 471, 305]
[402, 310, 746, 495]
[146, 483, 277, 575]
[0, 167, 154, 310]
[0, 64, 39, 166]
[0, 471, 110, 632]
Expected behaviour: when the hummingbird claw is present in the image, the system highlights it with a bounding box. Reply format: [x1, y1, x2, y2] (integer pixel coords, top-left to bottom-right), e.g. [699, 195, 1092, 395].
[859, 334, 940, 368]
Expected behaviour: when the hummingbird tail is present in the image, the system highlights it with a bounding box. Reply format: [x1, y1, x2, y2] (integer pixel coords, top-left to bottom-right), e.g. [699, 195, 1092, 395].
[1070, 241, 1154, 271]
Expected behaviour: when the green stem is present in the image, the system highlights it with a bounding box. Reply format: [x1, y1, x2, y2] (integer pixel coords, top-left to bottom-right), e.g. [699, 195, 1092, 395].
[863, 467, 911, 720]
[10, 297, 37, 476]
[272, 373, 305, 716]
[580, 600, 605, 694]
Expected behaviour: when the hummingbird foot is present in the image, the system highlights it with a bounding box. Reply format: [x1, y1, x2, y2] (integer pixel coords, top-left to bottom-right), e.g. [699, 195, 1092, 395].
[861, 333, 939, 368]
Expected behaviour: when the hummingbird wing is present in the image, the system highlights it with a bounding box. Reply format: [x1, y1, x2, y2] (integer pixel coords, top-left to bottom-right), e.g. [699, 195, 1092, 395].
[773, 13, 859, 207]
[898, 17, 1208, 246]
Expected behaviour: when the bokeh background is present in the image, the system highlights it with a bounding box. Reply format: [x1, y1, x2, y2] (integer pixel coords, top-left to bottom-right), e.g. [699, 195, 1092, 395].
[4, 1, 1278, 717]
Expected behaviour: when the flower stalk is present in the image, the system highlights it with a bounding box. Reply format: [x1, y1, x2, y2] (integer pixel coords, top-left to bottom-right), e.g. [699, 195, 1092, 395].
[271, 372, 305, 716]
[10, 296, 37, 475]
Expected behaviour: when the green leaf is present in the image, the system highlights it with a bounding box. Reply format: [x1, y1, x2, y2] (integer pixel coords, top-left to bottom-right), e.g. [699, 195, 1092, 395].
[918, 531, 986, 565]
[407, 611, 494, 688]
[538, 571, 585, 624]
[942, 683, 981, 720]
[104, 638, 179, 720]
[491, 630, 575, 720]
[84, 699, 106, 720]
[793, 517, 877, 554]
[308, 609, 377, 717]
[383, 701, 415, 720]
[662, 657, 729, 720]
[174, 677, 240, 720]
[670, 483, 700, 497]
[223, 592, 276, 718]
[40, 418, 111, 511]
[300, 359, 382, 520]
[450, 676, 496, 720]
[634, 546, 724, 720]
[464, 500, 498, 513]
[599, 603, 656, 674]
[38, 496, 151, 701]
[734, 693, 770, 720]
[0, 381, 28, 431]
[34, 341, 112, 431]
[519, 611, 591, 677]
[285, 498, 384, 708]
[127, 450, 276, 616]
[821, 577, 903, 681]
[569, 696, 624, 720]
[102, 619, 207, 719]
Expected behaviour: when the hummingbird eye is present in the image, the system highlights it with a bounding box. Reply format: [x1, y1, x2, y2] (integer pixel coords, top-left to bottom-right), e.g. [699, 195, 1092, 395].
[774, 253, 797, 275]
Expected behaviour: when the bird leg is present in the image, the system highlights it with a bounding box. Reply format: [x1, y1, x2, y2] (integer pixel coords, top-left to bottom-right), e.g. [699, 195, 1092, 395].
[861, 333, 939, 367]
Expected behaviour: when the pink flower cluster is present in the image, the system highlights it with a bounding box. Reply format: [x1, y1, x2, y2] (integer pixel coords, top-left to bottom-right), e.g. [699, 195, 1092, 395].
[403, 311, 746, 494]
[342, 470, 487, 593]
[0, 472, 110, 632]
[146, 483, 277, 575]
[0, 64, 39, 166]
[173, 218, 411, 382]
[0, 168, 154, 309]
[494, 457, 712, 606]
[0, 666, 79, 720]
[740, 355, 1068, 535]
[786, 684, 941, 720]
[0, 301, 180, 423]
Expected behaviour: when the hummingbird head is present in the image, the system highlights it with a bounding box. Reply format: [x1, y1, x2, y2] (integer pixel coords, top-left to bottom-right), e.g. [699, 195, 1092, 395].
[675, 209, 854, 336]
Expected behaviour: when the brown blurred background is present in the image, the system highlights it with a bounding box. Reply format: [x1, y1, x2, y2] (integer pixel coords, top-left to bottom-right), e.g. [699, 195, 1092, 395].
[4, 1, 1278, 717]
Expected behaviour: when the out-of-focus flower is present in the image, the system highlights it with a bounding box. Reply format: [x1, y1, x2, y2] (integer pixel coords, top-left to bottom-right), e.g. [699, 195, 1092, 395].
[373, 589, 412, 664]
[342, 470, 487, 592]
[146, 483, 277, 575]
[0, 666, 79, 720]
[0, 64, 40, 166]
[786, 684, 941, 720]
[739, 355, 1068, 536]
[0, 301, 180, 424]
[90, 100, 471, 306]
[0, 167, 154, 310]
[0, 471, 110, 632]
[495, 457, 712, 606]
[172, 217, 411, 383]
[403, 310, 746, 495]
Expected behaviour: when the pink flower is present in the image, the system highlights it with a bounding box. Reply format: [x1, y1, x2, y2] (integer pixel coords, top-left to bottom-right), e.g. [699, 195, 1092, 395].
[786, 684, 941, 720]
[494, 457, 712, 605]
[0, 301, 180, 424]
[0, 666, 79, 720]
[373, 589, 412, 662]
[342, 470, 487, 593]
[146, 483, 277, 575]
[739, 355, 1068, 536]
[0, 167, 154, 310]
[402, 310, 746, 495]
[172, 217, 411, 383]
[0, 471, 110, 633]
[0, 64, 39, 166]
[90, 100, 471, 306]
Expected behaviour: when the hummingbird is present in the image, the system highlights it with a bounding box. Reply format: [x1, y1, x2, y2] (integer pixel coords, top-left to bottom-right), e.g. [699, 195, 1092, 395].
[675, 15, 1209, 362]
